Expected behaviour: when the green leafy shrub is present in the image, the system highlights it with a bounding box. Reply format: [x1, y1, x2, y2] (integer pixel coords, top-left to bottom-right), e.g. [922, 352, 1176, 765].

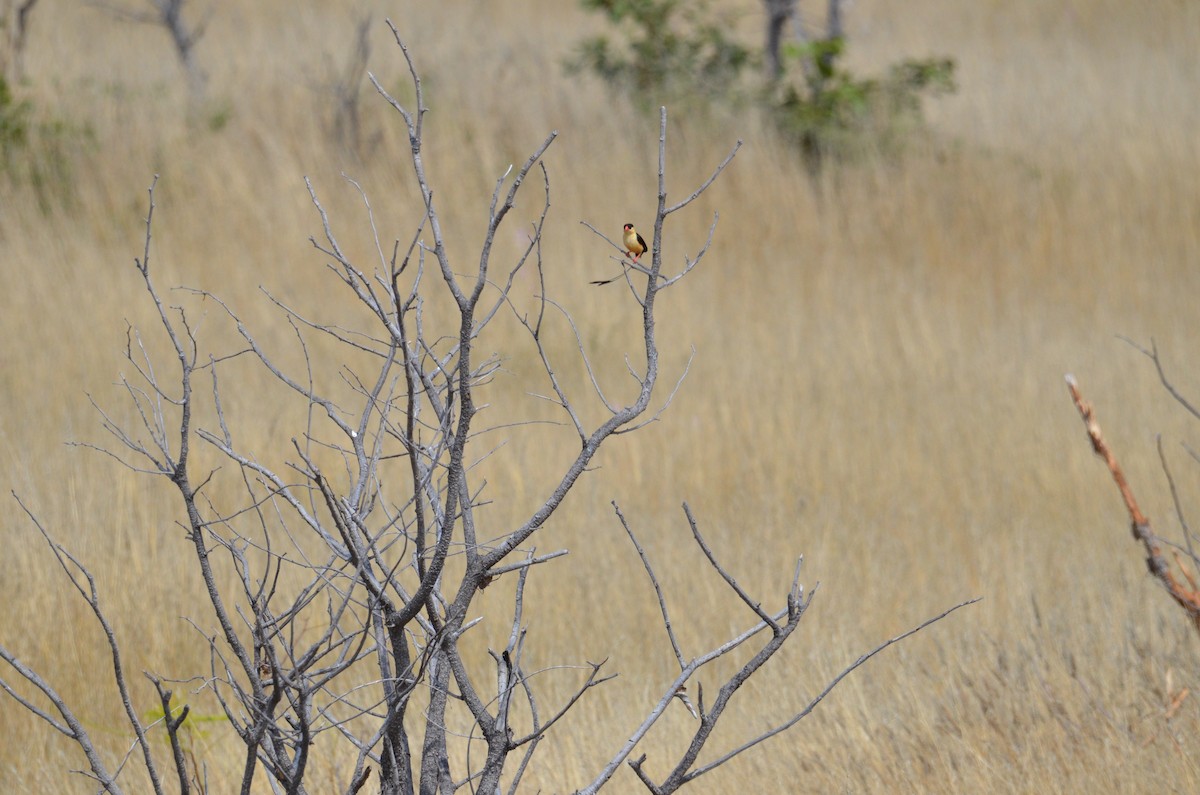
[565, 0, 755, 107]
[569, 0, 955, 172]
[0, 76, 32, 157]
[772, 39, 955, 169]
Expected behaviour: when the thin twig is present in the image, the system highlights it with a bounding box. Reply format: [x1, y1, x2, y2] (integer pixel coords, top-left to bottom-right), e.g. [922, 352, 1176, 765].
[683, 503, 779, 632]
[614, 503, 687, 670]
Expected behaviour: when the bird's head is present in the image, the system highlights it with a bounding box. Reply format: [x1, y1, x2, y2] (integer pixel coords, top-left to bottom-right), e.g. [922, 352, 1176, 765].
[623, 223, 634, 232]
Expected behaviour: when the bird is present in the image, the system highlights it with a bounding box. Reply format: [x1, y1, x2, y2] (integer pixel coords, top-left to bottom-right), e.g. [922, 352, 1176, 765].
[622, 222, 648, 262]
[590, 222, 651, 286]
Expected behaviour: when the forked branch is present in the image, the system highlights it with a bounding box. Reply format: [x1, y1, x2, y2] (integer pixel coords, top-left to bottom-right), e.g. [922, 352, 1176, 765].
[588, 503, 978, 795]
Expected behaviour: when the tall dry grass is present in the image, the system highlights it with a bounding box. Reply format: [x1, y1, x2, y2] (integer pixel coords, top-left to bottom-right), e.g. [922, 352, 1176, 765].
[2, 0, 1199, 791]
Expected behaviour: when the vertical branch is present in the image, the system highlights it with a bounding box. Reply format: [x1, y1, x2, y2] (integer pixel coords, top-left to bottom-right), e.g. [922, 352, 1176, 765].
[763, 0, 795, 81]
[1157, 436, 1200, 572]
[136, 186, 257, 682]
[149, 677, 192, 795]
[371, 19, 461, 308]
[330, 13, 372, 157]
[157, 0, 208, 101]
[817, 0, 844, 79]
[1, 0, 39, 82]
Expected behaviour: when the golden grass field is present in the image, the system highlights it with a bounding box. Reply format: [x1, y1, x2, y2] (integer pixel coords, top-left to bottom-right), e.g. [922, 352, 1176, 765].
[3, 0, 1200, 791]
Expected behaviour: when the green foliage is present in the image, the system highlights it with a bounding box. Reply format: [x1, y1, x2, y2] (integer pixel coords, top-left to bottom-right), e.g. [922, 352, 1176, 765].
[205, 98, 233, 133]
[0, 76, 32, 156]
[143, 695, 228, 740]
[568, 0, 955, 171]
[565, 0, 754, 106]
[0, 76, 93, 213]
[773, 42, 955, 168]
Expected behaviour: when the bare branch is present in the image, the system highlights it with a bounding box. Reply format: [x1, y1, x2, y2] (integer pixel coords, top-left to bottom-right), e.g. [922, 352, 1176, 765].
[613, 503, 686, 670]
[148, 676, 192, 795]
[509, 660, 615, 749]
[484, 550, 569, 581]
[664, 140, 743, 216]
[661, 212, 720, 289]
[10, 494, 159, 794]
[683, 503, 779, 632]
[1157, 436, 1200, 571]
[1066, 373, 1200, 634]
[1122, 336, 1200, 422]
[678, 597, 981, 787]
[613, 348, 696, 436]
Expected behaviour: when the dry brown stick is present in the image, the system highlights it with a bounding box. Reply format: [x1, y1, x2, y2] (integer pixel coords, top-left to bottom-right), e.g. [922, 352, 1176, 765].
[1165, 688, 1190, 721]
[1172, 550, 1200, 593]
[1065, 374, 1200, 635]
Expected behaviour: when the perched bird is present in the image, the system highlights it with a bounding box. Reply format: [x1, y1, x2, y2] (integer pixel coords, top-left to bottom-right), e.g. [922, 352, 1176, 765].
[622, 223, 648, 262]
[591, 222, 651, 286]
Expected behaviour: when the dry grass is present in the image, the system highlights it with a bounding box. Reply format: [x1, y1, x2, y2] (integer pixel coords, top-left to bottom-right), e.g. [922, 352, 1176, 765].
[3, 0, 1200, 791]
